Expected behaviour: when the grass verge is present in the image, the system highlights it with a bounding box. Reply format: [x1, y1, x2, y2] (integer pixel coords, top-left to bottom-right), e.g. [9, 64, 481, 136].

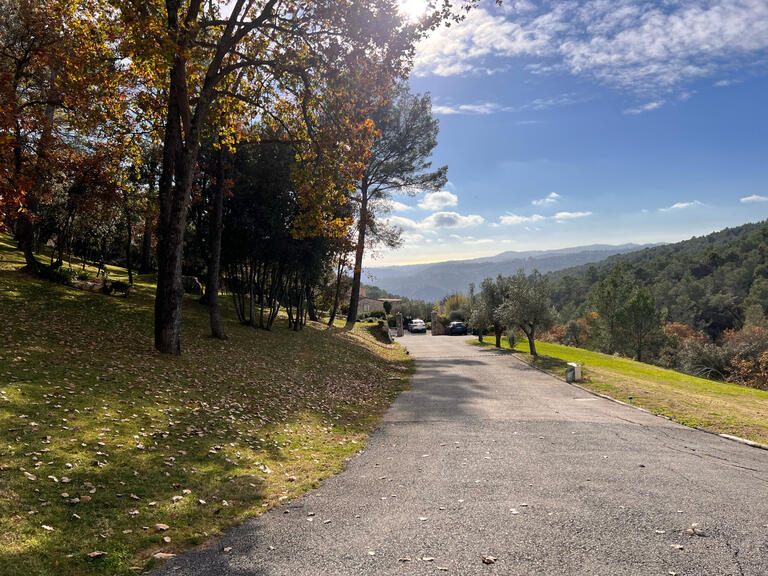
[0, 235, 412, 575]
[469, 338, 768, 445]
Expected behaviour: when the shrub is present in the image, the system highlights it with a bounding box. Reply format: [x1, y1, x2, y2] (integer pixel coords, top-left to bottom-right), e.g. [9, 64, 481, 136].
[725, 327, 768, 390]
[563, 318, 588, 347]
[542, 324, 566, 343]
[447, 310, 465, 322]
[678, 338, 731, 380]
[38, 264, 77, 286]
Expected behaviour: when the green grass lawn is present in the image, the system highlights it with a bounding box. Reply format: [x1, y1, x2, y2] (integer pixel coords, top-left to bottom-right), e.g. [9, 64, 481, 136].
[470, 338, 768, 445]
[0, 234, 412, 575]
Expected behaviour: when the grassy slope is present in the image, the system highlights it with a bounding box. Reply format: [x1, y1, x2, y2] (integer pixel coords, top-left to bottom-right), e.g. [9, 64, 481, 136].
[470, 338, 768, 445]
[0, 235, 411, 575]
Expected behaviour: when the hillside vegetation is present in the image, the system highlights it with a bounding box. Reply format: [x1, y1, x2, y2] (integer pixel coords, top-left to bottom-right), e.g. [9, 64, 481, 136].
[366, 243, 648, 301]
[549, 220, 768, 338]
[0, 236, 411, 576]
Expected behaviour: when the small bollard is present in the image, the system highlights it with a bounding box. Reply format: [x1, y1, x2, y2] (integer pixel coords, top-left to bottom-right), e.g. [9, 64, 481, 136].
[566, 362, 581, 382]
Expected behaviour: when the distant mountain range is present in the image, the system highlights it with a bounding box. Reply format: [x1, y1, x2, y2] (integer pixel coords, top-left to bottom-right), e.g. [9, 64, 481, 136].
[365, 243, 654, 301]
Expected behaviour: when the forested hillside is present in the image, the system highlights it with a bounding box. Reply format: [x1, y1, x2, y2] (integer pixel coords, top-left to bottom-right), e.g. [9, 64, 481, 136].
[549, 221, 768, 337]
[366, 243, 649, 301]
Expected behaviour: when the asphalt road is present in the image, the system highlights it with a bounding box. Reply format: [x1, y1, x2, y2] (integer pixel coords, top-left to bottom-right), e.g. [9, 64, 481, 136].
[154, 333, 768, 576]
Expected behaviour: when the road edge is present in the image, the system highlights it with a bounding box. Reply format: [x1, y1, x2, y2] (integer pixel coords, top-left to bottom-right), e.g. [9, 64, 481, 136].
[482, 343, 768, 453]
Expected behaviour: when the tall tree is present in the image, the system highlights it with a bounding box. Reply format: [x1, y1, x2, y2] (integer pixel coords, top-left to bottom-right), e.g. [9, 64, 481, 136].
[0, 0, 125, 269]
[470, 275, 508, 348]
[623, 287, 660, 362]
[497, 271, 554, 357]
[114, 1, 421, 354]
[346, 86, 447, 326]
[589, 265, 633, 354]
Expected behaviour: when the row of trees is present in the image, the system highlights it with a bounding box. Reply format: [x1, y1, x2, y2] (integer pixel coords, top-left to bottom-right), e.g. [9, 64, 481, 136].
[509, 262, 768, 390]
[1, 0, 489, 354]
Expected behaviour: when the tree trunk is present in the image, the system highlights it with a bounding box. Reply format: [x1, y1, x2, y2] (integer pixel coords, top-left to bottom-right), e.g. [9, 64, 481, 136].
[206, 144, 226, 340]
[154, 60, 197, 354]
[526, 326, 537, 356]
[306, 283, 318, 322]
[124, 192, 134, 285]
[16, 217, 37, 271]
[139, 217, 153, 273]
[328, 253, 345, 326]
[494, 323, 501, 348]
[153, 39, 213, 354]
[345, 192, 368, 327]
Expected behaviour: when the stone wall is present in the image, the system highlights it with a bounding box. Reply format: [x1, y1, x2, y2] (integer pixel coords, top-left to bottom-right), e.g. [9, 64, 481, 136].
[431, 312, 448, 335]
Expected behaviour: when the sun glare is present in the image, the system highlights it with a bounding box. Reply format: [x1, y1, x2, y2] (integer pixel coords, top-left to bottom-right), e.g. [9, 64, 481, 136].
[398, 0, 428, 22]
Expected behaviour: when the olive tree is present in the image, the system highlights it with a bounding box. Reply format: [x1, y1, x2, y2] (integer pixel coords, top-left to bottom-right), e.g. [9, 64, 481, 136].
[496, 271, 554, 357]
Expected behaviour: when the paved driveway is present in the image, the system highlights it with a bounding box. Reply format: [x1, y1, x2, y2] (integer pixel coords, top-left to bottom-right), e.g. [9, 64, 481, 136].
[154, 333, 768, 575]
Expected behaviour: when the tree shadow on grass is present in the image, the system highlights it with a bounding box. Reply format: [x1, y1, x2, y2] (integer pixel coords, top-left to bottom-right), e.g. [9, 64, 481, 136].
[0, 268, 412, 576]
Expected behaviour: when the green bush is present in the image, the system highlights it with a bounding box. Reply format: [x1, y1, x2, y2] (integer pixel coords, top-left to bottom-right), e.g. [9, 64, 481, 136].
[38, 264, 77, 286]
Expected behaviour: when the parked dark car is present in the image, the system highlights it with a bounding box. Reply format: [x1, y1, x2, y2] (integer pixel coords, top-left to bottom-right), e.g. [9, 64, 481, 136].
[448, 321, 468, 335]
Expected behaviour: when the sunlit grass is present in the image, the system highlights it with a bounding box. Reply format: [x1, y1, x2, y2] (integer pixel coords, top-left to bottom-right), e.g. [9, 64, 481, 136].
[0, 234, 412, 575]
[470, 338, 768, 444]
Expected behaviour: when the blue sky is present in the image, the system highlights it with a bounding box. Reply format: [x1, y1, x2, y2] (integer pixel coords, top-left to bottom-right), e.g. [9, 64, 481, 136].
[372, 0, 768, 266]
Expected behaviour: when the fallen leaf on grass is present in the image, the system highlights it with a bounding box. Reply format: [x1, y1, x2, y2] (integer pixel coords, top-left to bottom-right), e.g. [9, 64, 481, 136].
[154, 523, 170, 531]
[87, 551, 107, 559]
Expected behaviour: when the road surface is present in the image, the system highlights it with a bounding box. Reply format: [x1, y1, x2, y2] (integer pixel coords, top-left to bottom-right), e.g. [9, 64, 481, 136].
[154, 333, 768, 575]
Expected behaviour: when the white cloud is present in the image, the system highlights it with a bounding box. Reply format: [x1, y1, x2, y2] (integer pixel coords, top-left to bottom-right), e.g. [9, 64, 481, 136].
[400, 232, 425, 244]
[553, 211, 592, 220]
[499, 210, 592, 225]
[659, 200, 704, 212]
[388, 200, 414, 212]
[418, 190, 458, 210]
[448, 234, 494, 244]
[386, 211, 484, 234]
[433, 94, 583, 116]
[499, 212, 546, 225]
[414, 1, 768, 96]
[386, 215, 420, 233]
[466, 238, 495, 245]
[624, 100, 665, 115]
[532, 192, 561, 206]
[432, 102, 511, 115]
[740, 194, 768, 203]
[422, 211, 484, 229]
